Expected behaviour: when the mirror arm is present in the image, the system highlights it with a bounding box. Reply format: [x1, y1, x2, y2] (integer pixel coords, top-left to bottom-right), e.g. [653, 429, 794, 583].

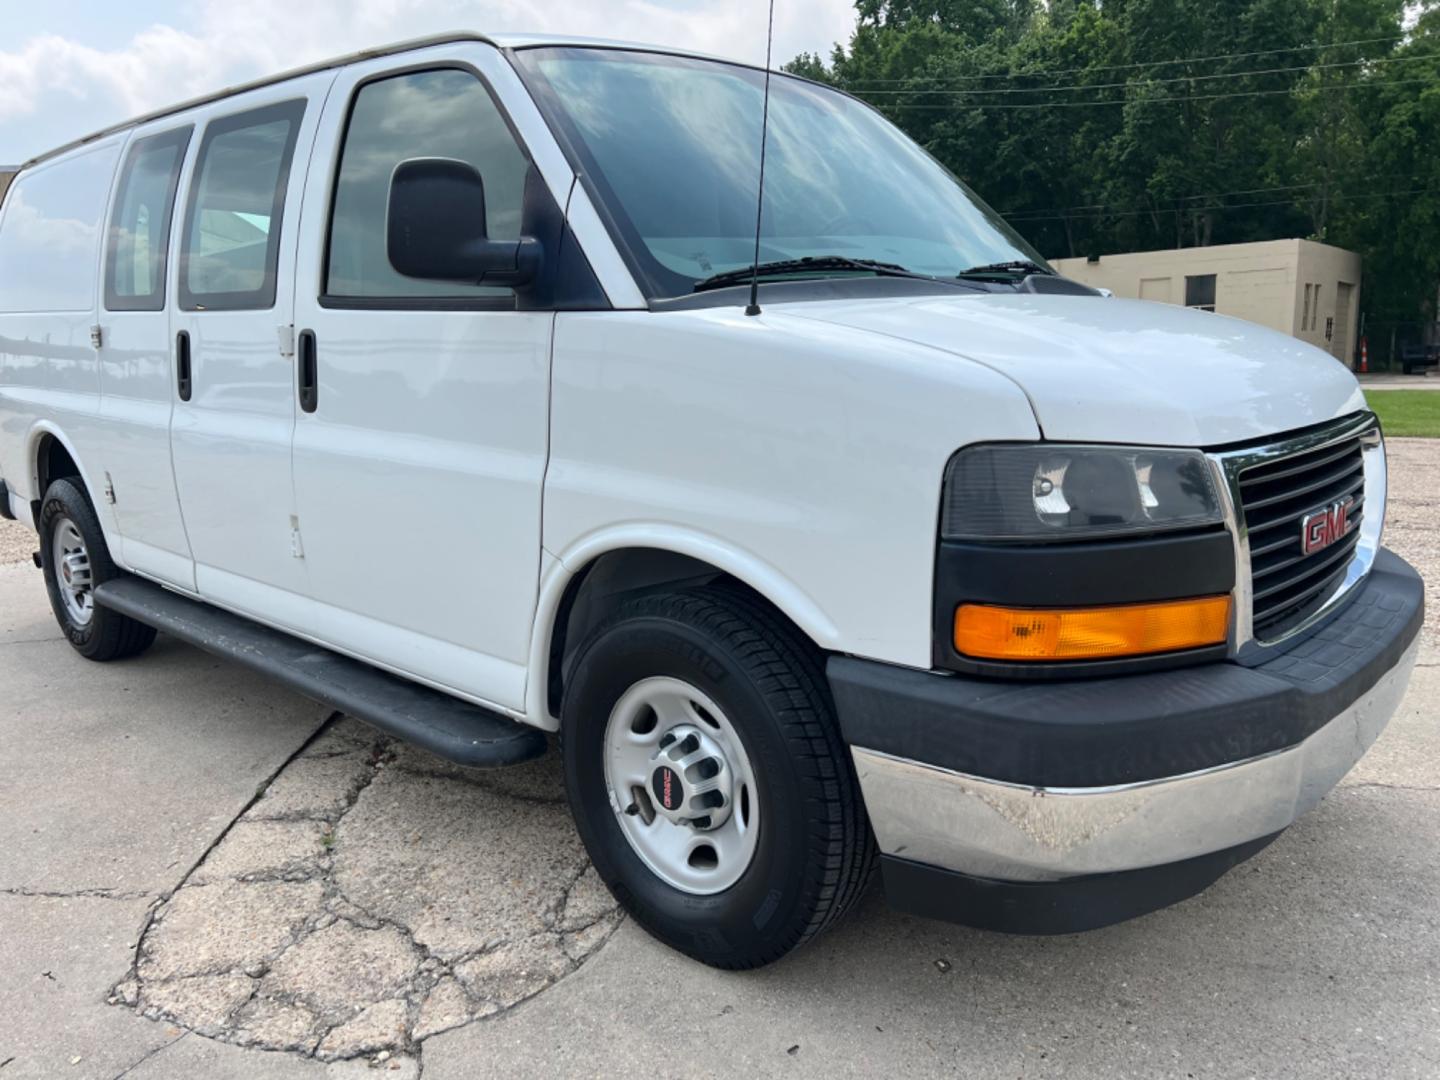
[464, 236, 544, 288]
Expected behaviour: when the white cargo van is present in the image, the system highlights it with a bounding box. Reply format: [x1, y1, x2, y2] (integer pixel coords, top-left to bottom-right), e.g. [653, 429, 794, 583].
[0, 33, 1423, 968]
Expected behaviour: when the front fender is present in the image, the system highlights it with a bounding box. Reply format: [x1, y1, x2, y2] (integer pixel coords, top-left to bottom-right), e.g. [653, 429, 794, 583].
[524, 524, 842, 731]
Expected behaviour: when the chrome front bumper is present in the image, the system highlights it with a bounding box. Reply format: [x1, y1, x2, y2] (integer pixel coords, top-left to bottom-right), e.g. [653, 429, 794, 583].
[853, 636, 1418, 883]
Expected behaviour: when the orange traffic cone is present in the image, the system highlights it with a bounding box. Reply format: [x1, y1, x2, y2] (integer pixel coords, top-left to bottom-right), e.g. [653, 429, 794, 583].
[1359, 337, 1369, 374]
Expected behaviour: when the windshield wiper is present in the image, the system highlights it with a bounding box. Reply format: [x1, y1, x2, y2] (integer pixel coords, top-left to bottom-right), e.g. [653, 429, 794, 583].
[956, 259, 1055, 280]
[693, 255, 934, 293]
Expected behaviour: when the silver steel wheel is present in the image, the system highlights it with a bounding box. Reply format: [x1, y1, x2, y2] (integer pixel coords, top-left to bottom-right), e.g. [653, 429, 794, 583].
[602, 676, 761, 894]
[51, 515, 95, 627]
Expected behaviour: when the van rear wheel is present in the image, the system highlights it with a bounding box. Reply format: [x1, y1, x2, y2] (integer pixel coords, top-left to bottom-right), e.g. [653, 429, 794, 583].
[39, 479, 156, 661]
[561, 586, 874, 969]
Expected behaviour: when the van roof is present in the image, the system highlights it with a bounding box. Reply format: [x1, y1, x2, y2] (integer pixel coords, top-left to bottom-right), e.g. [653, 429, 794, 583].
[18, 31, 752, 173]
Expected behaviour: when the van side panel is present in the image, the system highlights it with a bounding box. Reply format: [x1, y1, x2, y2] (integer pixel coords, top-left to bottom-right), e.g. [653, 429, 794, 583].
[0, 139, 124, 540]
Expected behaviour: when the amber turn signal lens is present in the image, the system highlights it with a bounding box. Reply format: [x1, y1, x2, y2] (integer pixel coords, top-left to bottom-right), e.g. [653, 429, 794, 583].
[953, 596, 1231, 661]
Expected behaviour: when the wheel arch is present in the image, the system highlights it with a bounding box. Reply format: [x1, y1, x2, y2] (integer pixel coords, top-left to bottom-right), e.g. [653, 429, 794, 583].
[27, 423, 89, 501]
[26, 423, 118, 550]
[526, 528, 842, 731]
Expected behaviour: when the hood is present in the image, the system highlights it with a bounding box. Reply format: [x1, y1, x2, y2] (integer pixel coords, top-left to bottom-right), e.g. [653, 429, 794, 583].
[775, 292, 1366, 447]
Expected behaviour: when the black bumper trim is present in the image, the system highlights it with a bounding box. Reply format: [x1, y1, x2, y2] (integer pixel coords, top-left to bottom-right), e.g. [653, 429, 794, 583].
[880, 832, 1281, 935]
[834, 548, 1423, 789]
[933, 530, 1235, 679]
[0, 479, 14, 521]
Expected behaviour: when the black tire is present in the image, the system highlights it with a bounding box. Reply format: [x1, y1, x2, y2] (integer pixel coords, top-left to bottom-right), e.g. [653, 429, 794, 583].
[39, 478, 157, 662]
[561, 585, 875, 969]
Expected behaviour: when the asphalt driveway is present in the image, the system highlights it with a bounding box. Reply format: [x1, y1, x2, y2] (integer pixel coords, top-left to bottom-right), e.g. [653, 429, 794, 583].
[1, 440, 1436, 1079]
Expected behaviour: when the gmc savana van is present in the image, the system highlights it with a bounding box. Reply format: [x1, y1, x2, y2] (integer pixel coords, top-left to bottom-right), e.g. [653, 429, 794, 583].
[0, 33, 1422, 969]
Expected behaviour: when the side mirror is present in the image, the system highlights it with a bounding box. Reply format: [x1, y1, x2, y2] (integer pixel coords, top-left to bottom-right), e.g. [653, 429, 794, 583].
[386, 157, 542, 287]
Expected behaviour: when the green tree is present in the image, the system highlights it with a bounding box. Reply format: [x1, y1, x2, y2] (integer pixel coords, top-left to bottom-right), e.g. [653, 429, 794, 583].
[855, 1, 1038, 42]
[1333, 2, 1440, 341]
[1287, 0, 1407, 240]
[790, 0, 1440, 336]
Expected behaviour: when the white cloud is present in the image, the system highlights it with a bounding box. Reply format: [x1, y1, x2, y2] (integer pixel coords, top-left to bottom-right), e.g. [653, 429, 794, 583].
[0, 0, 856, 161]
[0, 27, 213, 123]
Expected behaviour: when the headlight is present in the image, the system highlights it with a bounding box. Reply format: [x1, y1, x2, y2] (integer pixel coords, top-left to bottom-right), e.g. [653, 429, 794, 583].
[942, 444, 1223, 541]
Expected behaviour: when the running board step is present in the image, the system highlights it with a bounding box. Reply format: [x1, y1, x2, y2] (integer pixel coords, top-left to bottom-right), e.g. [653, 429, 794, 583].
[93, 576, 548, 768]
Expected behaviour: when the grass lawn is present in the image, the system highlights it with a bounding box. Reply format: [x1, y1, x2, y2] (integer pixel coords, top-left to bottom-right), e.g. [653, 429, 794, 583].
[1365, 390, 1440, 437]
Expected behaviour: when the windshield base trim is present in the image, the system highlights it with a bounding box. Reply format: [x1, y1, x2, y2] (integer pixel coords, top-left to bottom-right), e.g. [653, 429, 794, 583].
[650, 275, 998, 313]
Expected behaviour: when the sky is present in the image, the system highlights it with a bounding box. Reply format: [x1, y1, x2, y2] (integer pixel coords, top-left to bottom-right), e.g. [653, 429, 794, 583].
[0, 0, 858, 163]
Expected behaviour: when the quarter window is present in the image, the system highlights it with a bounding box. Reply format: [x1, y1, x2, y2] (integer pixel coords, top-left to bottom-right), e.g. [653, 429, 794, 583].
[180, 100, 305, 310]
[324, 69, 529, 301]
[0, 144, 118, 313]
[105, 127, 191, 311]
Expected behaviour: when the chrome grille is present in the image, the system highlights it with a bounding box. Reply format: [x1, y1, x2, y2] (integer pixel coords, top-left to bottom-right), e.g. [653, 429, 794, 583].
[1238, 432, 1366, 639]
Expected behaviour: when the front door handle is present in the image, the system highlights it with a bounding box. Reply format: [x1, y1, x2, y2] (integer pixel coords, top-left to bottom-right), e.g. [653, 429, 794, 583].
[298, 330, 318, 413]
[176, 330, 192, 402]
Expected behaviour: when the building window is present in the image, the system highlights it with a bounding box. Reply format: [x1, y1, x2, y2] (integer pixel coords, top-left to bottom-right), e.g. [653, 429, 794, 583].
[1303, 283, 1325, 331]
[1184, 274, 1216, 312]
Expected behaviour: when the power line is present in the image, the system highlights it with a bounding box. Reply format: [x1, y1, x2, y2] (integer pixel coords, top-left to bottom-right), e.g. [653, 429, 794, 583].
[998, 186, 1438, 224]
[868, 74, 1433, 110]
[853, 53, 1434, 97]
[835, 33, 1409, 86]
[998, 175, 1425, 218]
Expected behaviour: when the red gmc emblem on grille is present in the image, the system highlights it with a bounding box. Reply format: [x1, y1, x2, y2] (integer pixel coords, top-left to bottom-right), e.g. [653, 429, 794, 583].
[1300, 496, 1354, 555]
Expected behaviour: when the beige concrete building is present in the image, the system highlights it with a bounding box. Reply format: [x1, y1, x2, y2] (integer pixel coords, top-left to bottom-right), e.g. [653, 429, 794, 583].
[0, 169, 15, 208]
[1052, 239, 1362, 363]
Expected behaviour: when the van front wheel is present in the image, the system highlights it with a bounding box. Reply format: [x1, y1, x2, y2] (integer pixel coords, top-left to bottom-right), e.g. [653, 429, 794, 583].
[39, 479, 156, 661]
[561, 587, 874, 969]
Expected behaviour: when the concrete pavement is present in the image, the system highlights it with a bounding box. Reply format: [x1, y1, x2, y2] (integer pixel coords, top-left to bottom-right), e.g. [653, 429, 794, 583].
[436, 664, 1440, 1078]
[0, 442, 1437, 1079]
[0, 563, 332, 1078]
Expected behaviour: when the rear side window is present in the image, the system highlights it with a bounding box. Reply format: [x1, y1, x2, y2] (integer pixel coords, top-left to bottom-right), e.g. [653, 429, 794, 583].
[324, 68, 529, 302]
[105, 127, 192, 312]
[180, 100, 306, 310]
[0, 143, 120, 313]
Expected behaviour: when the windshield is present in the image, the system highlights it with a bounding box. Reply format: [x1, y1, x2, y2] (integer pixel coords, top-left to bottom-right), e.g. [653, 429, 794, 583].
[515, 47, 1046, 300]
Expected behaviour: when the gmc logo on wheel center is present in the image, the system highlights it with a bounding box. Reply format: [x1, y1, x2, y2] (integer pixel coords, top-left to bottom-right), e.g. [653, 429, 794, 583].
[1300, 496, 1355, 556]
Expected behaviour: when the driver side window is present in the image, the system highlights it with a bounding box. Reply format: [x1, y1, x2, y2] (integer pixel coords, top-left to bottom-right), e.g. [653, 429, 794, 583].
[324, 68, 530, 301]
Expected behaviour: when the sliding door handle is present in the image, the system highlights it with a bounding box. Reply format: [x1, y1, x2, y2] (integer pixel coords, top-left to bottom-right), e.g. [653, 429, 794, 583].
[298, 330, 318, 413]
[176, 330, 192, 402]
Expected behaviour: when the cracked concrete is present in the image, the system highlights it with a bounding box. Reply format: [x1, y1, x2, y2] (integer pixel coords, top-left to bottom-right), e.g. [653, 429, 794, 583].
[0, 560, 333, 1080]
[0, 887, 151, 901]
[110, 718, 620, 1066]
